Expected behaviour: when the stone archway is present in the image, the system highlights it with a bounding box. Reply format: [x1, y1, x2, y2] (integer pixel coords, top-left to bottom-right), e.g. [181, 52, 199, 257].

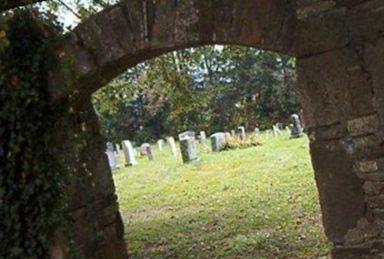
[47, 0, 384, 258]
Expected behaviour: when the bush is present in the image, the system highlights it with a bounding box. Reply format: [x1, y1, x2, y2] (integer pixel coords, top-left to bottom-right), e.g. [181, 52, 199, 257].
[223, 134, 261, 150]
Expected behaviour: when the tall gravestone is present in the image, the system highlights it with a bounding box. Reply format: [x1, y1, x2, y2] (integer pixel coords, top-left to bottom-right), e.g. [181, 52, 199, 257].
[122, 140, 138, 166]
[211, 133, 227, 152]
[238, 126, 246, 141]
[272, 125, 281, 136]
[115, 143, 121, 155]
[157, 139, 165, 151]
[106, 142, 117, 170]
[199, 131, 207, 142]
[166, 137, 178, 157]
[180, 137, 200, 163]
[290, 114, 305, 138]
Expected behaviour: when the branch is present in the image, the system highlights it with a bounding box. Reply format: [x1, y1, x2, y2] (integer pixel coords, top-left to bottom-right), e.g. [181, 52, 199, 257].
[0, 0, 45, 12]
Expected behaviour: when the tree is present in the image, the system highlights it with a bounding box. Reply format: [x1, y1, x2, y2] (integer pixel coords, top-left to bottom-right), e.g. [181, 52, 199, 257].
[92, 46, 300, 143]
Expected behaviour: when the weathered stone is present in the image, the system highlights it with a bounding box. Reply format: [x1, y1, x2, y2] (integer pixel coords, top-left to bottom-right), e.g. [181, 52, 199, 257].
[298, 47, 374, 128]
[178, 131, 195, 141]
[310, 139, 365, 244]
[157, 139, 165, 151]
[40, 0, 384, 257]
[347, 114, 379, 137]
[140, 143, 154, 160]
[166, 137, 178, 157]
[290, 114, 305, 138]
[122, 140, 138, 166]
[211, 133, 227, 152]
[105, 142, 117, 170]
[180, 138, 200, 163]
[199, 131, 207, 142]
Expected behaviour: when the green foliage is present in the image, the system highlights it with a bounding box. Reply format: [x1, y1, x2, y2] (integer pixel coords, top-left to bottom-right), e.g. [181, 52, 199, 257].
[0, 10, 67, 258]
[223, 135, 261, 151]
[92, 46, 300, 143]
[114, 134, 330, 258]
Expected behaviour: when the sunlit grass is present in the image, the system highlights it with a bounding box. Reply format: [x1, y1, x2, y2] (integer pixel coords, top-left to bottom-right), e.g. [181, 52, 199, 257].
[113, 132, 330, 258]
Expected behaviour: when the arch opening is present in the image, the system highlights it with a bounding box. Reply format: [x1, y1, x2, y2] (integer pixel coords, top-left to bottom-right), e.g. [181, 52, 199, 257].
[47, 0, 382, 258]
[90, 44, 331, 258]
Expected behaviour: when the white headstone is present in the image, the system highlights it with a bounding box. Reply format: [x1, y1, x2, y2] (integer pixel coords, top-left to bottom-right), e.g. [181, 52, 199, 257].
[122, 140, 138, 166]
[106, 142, 117, 170]
[273, 125, 281, 136]
[178, 131, 195, 141]
[199, 131, 207, 142]
[115, 143, 121, 154]
[167, 137, 178, 157]
[157, 139, 165, 151]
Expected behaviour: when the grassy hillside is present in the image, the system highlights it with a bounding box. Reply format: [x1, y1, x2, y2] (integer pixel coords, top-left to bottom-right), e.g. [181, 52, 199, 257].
[113, 133, 330, 258]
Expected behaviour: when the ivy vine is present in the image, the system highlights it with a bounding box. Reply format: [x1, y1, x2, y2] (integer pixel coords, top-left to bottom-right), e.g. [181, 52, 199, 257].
[0, 10, 69, 258]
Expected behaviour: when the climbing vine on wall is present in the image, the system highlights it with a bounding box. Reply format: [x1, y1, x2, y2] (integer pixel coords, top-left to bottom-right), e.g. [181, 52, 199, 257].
[0, 10, 68, 258]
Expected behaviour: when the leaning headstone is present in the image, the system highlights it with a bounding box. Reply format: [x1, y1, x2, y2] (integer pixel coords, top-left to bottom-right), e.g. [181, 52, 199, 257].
[180, 138, 200, 163]
[167, 137, 178, 156]
[179, 131, 195, 141]
[122, 140, 138, 166]
[238, 126, 246, 141]
[290, 114, 305, 138]
[211, 132, 227, 152]
[199, 131, 207, 142]
[157, 139, 165, 151]
[106, 142, 117, 170]
[140, 143, 154, 160]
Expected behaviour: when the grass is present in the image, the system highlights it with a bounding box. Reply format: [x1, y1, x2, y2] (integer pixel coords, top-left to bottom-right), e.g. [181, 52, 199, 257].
[113, 132, 331, 258]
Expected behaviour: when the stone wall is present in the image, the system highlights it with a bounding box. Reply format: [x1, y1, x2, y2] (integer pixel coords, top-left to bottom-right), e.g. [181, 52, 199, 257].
[52, 98, 127, 258]
[46, 0, 384, 258]
[296, 1, 384, 257]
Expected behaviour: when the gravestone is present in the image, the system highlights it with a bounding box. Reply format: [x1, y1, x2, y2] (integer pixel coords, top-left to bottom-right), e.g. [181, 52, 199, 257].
[180, 138, 200, 163]
[139, 143, 149, 156]
[166, 137, 178, 157]
[178, 131, 195, 141]
[211, 133, 227, 152]
[140, 143, 154, 160]
[199, 131, 207, 142]
[106, 142, 117, 170]
[157, 139, 165, 151]
[115, 143, 121, 154]
[224, 132, 232, 142]
[238, 126, 246, 140]
[286, 126, 290, 132]
[122, 140, 138, 166]
[231, 130, 236, 137]
[272, 125, 281, 136]
[254, 127, 260, 136]
[290, 114, 305, 138]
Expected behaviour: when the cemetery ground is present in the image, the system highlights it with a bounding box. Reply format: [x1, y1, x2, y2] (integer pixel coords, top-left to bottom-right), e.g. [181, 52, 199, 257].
[113, 133, 331, 258]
